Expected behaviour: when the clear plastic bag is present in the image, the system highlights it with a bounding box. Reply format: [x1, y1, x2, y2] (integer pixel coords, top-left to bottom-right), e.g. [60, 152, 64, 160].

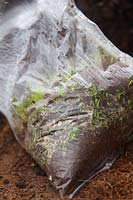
[0, 0, 133, 199]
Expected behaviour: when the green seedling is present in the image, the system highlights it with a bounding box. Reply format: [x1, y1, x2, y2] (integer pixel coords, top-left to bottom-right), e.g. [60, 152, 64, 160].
[13, 92, 44, 122]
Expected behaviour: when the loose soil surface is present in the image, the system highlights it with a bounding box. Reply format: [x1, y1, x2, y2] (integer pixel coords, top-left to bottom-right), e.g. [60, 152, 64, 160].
[0, 1, 133, 200]
[0, 116, 132, 200]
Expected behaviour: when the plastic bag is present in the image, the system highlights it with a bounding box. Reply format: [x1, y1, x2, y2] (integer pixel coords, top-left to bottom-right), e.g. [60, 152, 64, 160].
[0, 0, 132, 199]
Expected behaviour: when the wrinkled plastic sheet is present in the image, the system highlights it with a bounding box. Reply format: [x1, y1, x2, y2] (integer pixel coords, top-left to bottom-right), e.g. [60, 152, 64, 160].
[0, 0, 133, 199]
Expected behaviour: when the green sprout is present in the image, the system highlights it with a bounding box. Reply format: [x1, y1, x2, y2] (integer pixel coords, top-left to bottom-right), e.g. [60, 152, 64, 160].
[128, 79, 133, 87]
[128, 99, 132, 109]
[32, 128, 42, 144]
[57, 87, 66, 97]
[90, 84, 108, 127]
[62, 69, 76, 82]
[13, 92, 44, 122]
[67, 127, 79, 141]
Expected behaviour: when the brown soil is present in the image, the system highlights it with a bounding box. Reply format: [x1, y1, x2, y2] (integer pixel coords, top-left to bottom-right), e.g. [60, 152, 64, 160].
[0, 115, 133, 200]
